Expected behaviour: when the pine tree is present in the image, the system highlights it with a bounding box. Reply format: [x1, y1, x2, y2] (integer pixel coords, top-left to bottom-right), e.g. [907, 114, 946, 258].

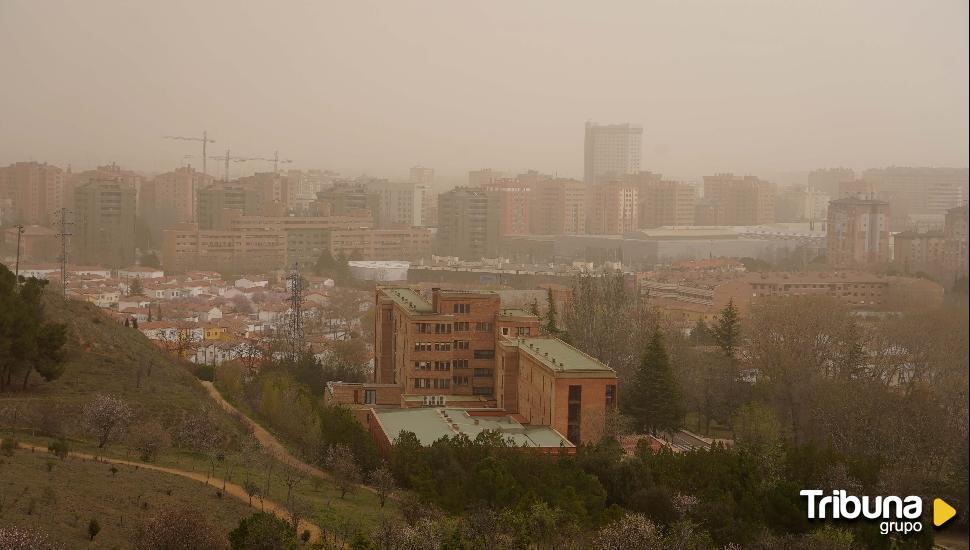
[626, 328, 683, 435]
[129, 277, 143, 296]
[543, 288, 558, 335]
[690, 319, 712, 345]
[712, 299, 741, 358]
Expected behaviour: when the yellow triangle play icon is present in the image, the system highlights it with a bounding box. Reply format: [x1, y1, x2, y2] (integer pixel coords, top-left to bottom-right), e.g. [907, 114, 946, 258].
[934, 498, 956, 527]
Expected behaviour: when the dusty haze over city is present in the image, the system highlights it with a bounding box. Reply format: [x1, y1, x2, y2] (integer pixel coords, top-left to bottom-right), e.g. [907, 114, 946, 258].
[1, 0, 967, 185]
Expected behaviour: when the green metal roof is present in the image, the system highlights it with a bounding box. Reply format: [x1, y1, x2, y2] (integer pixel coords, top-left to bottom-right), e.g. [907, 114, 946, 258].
[516, 337, 616, 375]
[380, 287, 433, 313]
[375, 407, 573, 449]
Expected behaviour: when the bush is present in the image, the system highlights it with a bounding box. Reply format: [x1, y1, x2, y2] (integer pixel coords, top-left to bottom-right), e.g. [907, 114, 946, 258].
[133, 508, 227, 550]
[229, 512, 299, 550]
[195, 364, 216, 381]
[48, 436, 70, 459]
[87, 518, 101, 541]
[1, 437, 17, 456]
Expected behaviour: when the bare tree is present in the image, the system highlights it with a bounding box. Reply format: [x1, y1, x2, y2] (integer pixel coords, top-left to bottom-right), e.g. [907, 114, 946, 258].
[82, 394, 133, 448]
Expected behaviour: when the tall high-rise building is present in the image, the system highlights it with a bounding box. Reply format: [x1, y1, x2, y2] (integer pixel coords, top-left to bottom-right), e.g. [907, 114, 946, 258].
[702, 174, 775, 226]
[74, 179, 137, 267]
[529, 178, 587, 235]
[583, 122, 642, 185]
[436, 187, 500, 259]
[776, 185, 830, 223]
[482, 179, 531, 236]
[0, 161, 68, 226]
[139, 166, 213, 243]
[587, 180, 639, 234]
[409, 166, 436, 226]
[826, 196, 891, 268]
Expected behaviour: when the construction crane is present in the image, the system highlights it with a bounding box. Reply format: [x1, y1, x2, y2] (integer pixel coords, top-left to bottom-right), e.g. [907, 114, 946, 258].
[208, 147, 258, 182]
[251, 150, 293, 173]
[162, 131, 215, 177]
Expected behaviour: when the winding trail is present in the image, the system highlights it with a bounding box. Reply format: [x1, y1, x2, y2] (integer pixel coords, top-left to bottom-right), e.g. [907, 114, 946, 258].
[8, 439, 323, 542]
[201, 381, 333, 482]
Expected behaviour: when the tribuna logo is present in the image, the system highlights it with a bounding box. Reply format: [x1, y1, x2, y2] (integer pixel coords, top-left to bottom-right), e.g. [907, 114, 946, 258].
[800, 490, 923, 535]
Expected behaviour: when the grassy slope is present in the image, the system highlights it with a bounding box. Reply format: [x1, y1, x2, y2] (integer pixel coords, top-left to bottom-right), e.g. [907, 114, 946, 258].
[0, 447, 254, 549]
[0, 292, 399, 538]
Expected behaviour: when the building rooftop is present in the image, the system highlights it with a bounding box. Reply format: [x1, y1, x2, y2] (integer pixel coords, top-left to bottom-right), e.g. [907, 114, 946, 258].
[516, 337, 616, 375]
[374, 407, 573, 449]
[499, 308, 537, 318]
[380, 287, 434, 314]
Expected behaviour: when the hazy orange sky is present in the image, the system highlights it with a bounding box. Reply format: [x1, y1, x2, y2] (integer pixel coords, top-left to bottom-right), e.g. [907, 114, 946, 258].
[1, 0, 967, 185]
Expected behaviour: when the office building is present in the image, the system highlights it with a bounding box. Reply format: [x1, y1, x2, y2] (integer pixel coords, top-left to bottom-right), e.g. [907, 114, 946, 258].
[584, 122, 642, 185]
[826, 196, 891, 268]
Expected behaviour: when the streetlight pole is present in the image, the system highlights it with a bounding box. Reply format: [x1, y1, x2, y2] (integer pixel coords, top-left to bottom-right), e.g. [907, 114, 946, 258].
[14, 224, 25, 282]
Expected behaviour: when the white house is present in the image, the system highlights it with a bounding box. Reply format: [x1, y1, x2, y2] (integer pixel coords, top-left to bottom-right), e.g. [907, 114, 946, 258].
[118, 266, 165, 280]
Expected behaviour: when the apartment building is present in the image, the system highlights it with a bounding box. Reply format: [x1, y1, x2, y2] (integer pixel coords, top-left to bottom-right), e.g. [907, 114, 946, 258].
[826, 196, 891, 268]
[587, 180, 638, 234]
[808, 167, 855, 197]
[482, 179, 531, 236]
[315, 181, 381, 219]
[367, 180, 429, 228]
[197, 182, 261, 230]
[943, 204, 969, 278]
[633, 177, 697, 228]
[73, 179, 137, 268]
[436, 187, 501, 259]
[140, 166, 213, 242]
[893, 231, 946, 277]
[702, 174, 775, 226]
[0, 161, 69, 226]
[529, 178, 586, 235]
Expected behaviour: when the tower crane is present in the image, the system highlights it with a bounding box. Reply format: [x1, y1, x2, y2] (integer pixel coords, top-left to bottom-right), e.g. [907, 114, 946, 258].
[251, 150, 293, 173]
[162, 131, 215, 177]
[208, 147, 258, 181]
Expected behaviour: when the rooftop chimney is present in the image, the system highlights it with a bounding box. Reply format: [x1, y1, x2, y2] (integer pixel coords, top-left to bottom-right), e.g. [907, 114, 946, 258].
[432, 287, 441, 313]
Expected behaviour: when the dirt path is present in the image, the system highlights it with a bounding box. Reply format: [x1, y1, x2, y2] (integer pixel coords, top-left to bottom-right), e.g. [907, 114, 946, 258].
[10, 440, 323, 542]
[201, 381, 333, 481]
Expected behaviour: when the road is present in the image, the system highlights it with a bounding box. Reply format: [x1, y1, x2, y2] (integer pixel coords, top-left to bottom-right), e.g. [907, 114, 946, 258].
[9, 440, 322, 542]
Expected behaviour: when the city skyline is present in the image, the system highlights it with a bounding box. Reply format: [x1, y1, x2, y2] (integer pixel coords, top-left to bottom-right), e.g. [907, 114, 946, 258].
[1, 1, 967, 184]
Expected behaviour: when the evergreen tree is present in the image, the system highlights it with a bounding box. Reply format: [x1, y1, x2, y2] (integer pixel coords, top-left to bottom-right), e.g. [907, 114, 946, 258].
[128, 277, 144, 296]
[626, 328, 683, 434]
[690, 319, 712, 345]
[313, 249, 336, 275]
[544, 288, 558, 335]
[712, 299, 741, 358]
